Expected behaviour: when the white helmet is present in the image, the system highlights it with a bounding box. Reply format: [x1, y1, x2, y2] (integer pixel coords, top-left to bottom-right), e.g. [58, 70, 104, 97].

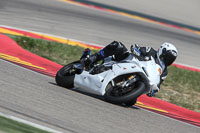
[157, 42, 178, 66]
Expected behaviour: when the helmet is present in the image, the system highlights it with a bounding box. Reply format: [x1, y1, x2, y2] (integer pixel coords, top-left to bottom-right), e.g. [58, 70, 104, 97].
[157, 42, 178, 66]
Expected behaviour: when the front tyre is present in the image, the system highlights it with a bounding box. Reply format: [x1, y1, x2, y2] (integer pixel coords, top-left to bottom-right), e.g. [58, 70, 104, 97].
[104, 81, 145, 105]
[55, 61, 80, 88]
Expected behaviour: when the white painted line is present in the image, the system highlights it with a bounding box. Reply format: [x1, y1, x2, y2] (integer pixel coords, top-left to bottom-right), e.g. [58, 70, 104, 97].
[174, 62, 200, 70]
[1, 25, 199, 129]
[1, 24, 199, 70]
[0, 60, 199, 130]
[0, 25, 103, 48]
[0, 112, 62, 133]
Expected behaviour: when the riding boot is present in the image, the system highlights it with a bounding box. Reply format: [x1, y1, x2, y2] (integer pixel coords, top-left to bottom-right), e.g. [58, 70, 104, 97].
[80, 48, 91, 60]
[80, 48, 105, 67]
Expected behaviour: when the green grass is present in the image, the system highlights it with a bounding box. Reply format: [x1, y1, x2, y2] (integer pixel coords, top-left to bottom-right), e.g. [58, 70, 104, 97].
[7, 34, 87, 65]
[0, 116, 50, 133]
[156, 67, 200, 112]
[5, 34, 200, 112]
[165, 66, 200, 92]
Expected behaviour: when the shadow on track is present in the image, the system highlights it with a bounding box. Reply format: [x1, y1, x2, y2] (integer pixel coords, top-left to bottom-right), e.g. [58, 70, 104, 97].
[48, 82, 140, 110]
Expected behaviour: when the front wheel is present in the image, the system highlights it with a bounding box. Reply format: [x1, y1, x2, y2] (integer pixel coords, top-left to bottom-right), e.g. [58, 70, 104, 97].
[104, 81, 145, 106]
[55, 61, 80, 88]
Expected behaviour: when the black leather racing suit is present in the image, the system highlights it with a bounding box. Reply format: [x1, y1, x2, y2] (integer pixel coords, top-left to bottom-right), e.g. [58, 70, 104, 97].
[86, 41, 167, 88]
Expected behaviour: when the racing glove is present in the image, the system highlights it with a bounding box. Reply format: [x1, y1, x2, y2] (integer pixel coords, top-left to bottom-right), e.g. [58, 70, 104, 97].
[147, 89, 158, 97]
[147, 84, 159, 97]
[131, 44, 141, 56]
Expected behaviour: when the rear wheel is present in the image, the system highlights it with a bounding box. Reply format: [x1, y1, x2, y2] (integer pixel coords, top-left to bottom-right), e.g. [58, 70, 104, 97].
[104, 77, 145, 106]
[55, 61, 80, 88]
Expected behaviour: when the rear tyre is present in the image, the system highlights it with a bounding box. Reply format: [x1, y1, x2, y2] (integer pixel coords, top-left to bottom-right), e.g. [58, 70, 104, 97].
[55, 61, 80, 88]
[104, 81, 145, 105]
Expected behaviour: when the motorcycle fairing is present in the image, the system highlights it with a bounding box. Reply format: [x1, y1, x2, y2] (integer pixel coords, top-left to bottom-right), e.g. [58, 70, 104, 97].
[74, 56, 161, 96]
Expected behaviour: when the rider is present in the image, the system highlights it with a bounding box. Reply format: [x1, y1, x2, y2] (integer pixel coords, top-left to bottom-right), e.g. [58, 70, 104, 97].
[80, 41, 178, 97]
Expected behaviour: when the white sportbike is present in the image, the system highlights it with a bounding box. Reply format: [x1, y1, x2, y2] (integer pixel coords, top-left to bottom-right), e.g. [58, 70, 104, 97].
[56, 54, 161, 106]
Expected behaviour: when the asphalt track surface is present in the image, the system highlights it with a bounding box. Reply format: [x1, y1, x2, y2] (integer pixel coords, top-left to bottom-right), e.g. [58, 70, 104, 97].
[0, 0, 200, 68]
[1, 60, 200, 133]
[90, 0, 200, 28]
[0, 0, 200, 132]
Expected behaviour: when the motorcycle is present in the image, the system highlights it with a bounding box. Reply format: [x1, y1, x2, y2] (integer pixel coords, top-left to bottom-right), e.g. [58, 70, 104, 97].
[55, 54, 161, 106]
